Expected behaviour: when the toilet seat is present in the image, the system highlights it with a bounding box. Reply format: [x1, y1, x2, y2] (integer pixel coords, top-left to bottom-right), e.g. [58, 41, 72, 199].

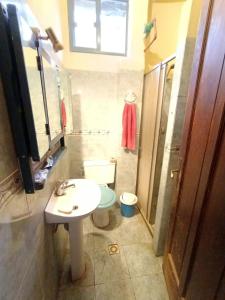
[97, 185, 116, 209]
[92, 185, 116, 228]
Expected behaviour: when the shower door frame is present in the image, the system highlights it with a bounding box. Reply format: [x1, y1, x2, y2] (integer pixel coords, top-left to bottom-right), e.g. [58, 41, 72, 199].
[136, 55, 175, 233]
[147, 57, 176, 225]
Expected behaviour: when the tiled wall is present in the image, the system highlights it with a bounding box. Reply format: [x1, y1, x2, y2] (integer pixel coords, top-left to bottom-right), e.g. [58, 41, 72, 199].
[0, 67, 144, 298]
[66, 70, 144, 198]
[0, 79, 70, 300]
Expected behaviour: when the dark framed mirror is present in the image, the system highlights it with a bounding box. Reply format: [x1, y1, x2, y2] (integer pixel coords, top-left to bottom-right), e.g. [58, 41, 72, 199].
[0, 3, 65, 193]
[21, 34, 50, 160]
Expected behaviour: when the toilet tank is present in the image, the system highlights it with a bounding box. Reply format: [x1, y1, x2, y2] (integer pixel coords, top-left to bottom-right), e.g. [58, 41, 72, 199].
[83, 160, 116, 184]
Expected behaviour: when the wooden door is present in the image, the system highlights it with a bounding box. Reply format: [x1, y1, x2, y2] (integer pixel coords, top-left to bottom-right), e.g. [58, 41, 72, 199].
[184, 111, 225, 299]
[163, 0, 225, 299]
[137, 65, 161, 218]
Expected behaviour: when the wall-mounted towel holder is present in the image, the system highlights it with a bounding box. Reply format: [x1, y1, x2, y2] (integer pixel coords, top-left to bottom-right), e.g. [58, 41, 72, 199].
[124, 91, 137, 103]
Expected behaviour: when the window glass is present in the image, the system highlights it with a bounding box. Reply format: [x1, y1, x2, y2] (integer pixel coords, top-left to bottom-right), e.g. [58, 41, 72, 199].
[74, 0, 97, 49]
[69, 0, 128, 55]
[100, 0, 127, 54]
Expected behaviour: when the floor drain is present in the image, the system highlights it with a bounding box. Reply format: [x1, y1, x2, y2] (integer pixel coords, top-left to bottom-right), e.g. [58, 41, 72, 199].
[108, 243, 120, 255]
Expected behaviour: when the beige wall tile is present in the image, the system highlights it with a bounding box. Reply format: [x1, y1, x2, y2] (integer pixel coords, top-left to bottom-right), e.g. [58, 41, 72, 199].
[67, 70, 143, 198]
[0, 66, 143, 300]
[0, 149, 70, 300]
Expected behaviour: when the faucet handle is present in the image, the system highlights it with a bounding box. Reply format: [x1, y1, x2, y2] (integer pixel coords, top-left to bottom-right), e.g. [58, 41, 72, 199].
[55, 180, 66, 196]
[56, 180, 63, 188]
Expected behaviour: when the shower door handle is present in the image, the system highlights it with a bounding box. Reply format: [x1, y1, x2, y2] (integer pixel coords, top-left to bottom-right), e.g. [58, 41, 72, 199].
[167, 145, 180, 152]
[170, 169, 180, 178]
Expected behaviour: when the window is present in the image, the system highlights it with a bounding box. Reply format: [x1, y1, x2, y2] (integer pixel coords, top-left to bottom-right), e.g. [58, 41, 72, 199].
[68, 0, 129, 55]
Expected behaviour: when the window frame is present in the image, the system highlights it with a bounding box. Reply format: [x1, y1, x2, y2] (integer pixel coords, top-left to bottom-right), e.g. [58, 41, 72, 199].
[67, 0, 129, 56]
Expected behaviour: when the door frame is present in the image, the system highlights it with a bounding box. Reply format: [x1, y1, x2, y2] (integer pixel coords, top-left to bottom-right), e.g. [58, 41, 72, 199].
[163, 0, 218, 298]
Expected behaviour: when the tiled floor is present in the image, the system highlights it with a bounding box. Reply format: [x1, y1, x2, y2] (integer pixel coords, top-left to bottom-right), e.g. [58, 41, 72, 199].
[57, 204, 169, 300]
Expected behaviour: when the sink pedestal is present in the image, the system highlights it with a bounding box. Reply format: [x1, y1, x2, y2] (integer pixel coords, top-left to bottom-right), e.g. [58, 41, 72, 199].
[69, 220, 85, 281]
[45, 179, 101, 281]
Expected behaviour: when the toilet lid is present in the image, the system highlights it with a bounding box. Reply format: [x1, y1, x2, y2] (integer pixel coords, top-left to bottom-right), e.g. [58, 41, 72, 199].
[98, 185, 116, 209]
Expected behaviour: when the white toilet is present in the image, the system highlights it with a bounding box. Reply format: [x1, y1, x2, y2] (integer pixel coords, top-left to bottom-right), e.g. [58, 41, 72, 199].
[83, 160, 116, 228]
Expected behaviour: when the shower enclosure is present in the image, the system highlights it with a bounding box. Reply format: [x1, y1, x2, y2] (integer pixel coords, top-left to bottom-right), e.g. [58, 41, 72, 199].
[136, 56, 175, 235]
[149, 60, 175, 225]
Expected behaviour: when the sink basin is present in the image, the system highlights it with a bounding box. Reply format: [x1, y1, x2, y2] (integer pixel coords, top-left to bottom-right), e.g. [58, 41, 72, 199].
[45, 179, 101, 223]
[45, 179, 101, 281]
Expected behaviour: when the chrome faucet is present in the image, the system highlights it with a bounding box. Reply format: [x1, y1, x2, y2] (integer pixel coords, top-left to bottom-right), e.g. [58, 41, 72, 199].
[55, 180, 76, 196]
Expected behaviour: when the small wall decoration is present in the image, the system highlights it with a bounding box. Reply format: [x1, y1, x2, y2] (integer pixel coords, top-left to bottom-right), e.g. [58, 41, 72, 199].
[144, 18, 157, 52]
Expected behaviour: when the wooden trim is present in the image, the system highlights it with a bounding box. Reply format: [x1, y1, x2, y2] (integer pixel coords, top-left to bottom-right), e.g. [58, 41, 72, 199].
[179, 56, 225, 294]
[163, 254, 180, 300]
[164, 0, 213, 262]
[179, 0, 214, 164]
[181, 104, 225, 298]
[178, 0, 222, 294]
[163, 0, 214, 298]
[215, 266, 225, 299]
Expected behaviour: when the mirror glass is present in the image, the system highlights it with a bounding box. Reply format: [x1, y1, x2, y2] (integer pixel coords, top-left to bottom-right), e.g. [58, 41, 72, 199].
[19, 15, 49, 159]
[22, 47, 49, 159]
[42, 57, 62, 142]
[58, 68, 71, 125]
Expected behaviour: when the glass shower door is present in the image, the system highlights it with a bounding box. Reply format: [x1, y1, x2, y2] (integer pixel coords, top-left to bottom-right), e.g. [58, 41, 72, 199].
[149, 59, 175, 225]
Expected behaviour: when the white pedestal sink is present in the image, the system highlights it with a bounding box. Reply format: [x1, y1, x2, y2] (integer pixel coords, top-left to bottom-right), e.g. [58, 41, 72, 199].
[45, 179, 101, 281]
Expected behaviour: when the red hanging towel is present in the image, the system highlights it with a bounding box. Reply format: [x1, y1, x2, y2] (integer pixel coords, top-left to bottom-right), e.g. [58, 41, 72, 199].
[61, 99, 67, 128]
[121, 103, 136, 150]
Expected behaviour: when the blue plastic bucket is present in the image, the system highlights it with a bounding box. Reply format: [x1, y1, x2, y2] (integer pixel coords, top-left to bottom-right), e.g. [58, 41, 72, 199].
[120, 193, 137, 217]
[121, 202, 135, 217]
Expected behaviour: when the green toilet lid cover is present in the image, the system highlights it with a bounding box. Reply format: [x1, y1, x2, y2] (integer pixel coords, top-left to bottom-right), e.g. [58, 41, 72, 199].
[98, 185, 116, 209]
